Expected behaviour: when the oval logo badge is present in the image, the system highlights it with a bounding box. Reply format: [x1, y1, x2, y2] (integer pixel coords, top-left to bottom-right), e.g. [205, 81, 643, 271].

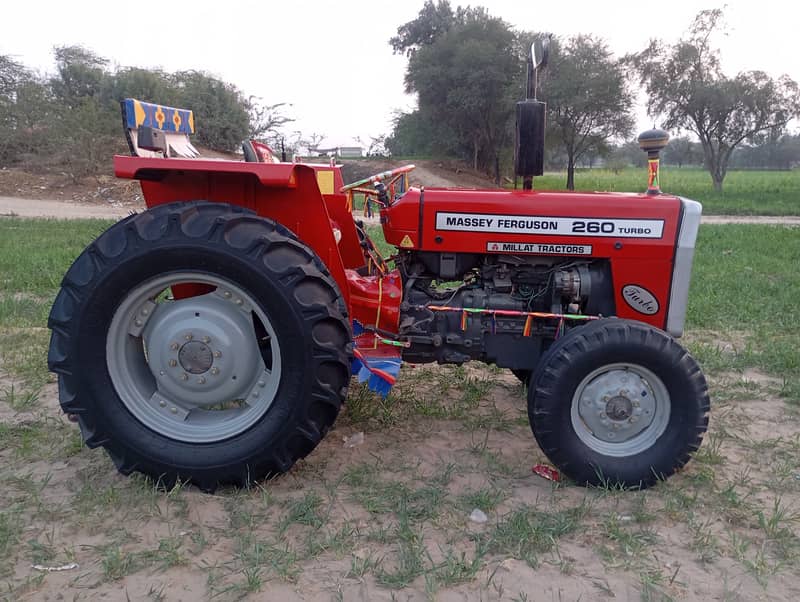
[622, 284, 659, 315]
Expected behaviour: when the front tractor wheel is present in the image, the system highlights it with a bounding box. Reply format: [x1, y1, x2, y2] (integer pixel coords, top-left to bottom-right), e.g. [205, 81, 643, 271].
[48, 202, 351, 491]
[528, 319, 709, 488]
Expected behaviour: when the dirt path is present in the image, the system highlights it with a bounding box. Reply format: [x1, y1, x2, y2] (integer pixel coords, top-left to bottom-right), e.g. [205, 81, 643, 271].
[700, 215, 800, 225]
[3, 194, 798, 225]
[0, 196, 141, 219]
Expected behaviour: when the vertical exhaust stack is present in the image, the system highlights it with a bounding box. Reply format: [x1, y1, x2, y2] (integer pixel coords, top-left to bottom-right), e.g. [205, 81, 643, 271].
[515, 38, 549, 191]
[638, 129, 669, 195]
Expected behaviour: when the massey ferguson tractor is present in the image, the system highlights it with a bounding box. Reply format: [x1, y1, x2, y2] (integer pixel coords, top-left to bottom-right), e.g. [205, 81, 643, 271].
[47, 46, 709, 492]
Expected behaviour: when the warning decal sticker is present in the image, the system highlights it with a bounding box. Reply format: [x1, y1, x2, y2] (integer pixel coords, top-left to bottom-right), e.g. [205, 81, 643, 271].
[436, 212, 665, 239]
[486, 242, 592, 255]
[399, 234, 414, 248]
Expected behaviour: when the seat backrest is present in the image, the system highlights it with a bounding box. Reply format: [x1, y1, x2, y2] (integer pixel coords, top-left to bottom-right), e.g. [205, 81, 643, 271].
[120, 98, 200, 158]
[242, 139, 280, 163]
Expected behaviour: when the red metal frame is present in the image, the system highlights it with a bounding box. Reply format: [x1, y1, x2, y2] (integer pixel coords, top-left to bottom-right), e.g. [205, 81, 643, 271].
[115, 155, 684, 337]
[114, 155, 402, 333]
[381, 187, 683, 332]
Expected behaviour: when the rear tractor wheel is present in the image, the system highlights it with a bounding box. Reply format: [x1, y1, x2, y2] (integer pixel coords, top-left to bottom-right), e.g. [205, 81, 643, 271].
[48, 201, 351, 491]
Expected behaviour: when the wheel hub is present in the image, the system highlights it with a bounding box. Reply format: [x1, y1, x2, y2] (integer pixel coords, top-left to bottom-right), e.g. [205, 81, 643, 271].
[605, 395, 633, 421]
[106, 273, 282, 443]
[570, 363, 671, 457]
[143, 291, 267, 409]
[179, 340, 214, 374]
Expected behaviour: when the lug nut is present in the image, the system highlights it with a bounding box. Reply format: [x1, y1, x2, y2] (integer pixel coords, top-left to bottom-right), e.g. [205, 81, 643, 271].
[170, 342, 179, 351]
[141, 308, 149, 316]
[251, 391, 259, 398]
[170, 407, 178, 414]
[159, 400, 166, 408]
[214, 351, 222, 358]
[202, 336, 211, 344]
[258, 380, 266, 387]
[223, 291, 232, 298]
[180, 373, 188, 381]
[235, 298, 243, 306]
[169, 359, 177, 367]
[211, 367, 220, 375]
[603, 395, 610, 402]
[185, 333, 193, 340]
[134, 319, 143, 327]
[198, 377, 206, 384]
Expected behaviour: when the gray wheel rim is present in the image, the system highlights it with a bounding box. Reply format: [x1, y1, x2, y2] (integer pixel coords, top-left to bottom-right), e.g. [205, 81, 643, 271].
[570, 362, 670, 457]
[106, 272, 282, 443]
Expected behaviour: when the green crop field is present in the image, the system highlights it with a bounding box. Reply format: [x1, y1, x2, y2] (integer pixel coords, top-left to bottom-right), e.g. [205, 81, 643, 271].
[1, 217, 799, 600]
[533, 168, 800, 215]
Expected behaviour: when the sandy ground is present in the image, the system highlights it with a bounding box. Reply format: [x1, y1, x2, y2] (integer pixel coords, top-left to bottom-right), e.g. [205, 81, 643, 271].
[1, 361, 798, 601]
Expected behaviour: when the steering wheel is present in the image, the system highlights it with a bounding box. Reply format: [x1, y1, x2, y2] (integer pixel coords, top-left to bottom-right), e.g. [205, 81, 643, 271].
[340, 164, 416, 194]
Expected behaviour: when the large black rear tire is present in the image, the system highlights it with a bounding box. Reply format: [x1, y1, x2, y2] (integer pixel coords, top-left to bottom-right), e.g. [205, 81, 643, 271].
[528, 319, 709, 488]
[48, 201, 352, 491]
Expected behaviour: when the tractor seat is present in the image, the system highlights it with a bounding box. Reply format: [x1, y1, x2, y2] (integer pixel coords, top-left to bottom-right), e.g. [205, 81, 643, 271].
[242, 140, 280, 163]
[120, 98, 200, 158]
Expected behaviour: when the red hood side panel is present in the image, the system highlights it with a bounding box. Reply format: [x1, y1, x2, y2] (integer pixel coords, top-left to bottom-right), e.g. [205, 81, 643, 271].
[382, 187, 683, 331]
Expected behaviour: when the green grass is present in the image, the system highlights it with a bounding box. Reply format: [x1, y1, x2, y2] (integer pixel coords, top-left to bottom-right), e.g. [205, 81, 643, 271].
[533, 168, 800, 215]
[686, 224, 800, 394]
[0, 218, 114, 387]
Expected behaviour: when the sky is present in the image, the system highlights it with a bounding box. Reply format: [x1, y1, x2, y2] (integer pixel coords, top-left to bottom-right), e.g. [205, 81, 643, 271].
[2, 0, 798, 147]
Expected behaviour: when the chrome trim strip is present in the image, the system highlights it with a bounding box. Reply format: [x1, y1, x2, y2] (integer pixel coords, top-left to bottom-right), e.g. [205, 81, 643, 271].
[667, 197, 702, 337]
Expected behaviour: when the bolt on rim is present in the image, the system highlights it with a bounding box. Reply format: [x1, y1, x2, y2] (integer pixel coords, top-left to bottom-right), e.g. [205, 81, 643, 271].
[106, 272, 282, 443]
[570, 362, 670, 457]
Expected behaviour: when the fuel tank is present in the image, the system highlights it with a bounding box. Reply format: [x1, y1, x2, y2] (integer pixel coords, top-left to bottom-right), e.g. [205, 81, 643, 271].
[381, 187, 695, 335]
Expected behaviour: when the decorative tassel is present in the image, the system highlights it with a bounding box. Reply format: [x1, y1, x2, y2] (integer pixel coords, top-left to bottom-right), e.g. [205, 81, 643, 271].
[523, 315, 533, 337]
[352, 349, 400, 398]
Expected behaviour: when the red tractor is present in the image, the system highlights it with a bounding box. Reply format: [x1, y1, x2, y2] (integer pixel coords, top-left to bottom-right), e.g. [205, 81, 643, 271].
[48, 50, 708, 492]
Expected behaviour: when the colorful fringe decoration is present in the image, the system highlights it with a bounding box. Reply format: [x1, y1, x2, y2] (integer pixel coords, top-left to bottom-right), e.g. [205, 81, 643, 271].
[351, 320, 404, 398]
[351, 348, 401, 398]
[349, 306, 599, 397]
[425, 305, 598, 338]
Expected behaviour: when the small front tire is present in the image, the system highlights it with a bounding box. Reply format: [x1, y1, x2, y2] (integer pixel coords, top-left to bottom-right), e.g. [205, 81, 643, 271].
[528, 319, 709, 488]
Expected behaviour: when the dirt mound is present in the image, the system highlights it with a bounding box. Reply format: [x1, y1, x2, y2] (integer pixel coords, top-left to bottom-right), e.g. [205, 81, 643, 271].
[0, 167, 142, 206]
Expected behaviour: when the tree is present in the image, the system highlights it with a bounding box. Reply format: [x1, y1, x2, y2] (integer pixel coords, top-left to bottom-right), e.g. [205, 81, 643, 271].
[390, 0, 456, 56]
[730, 133, 800, 169]
[399, 8, 521, 181]
[247, 98, 293, 140]
[107, 67, 176, 108]
[0, 55, 52, 164]
[171, 71, 251, 152]
[632, 9, 800, 191]
[542, 35, 634, 190]
[51, 45, 109, 107]
[662, 135, 702, 167]
[385, 110, 439, 157]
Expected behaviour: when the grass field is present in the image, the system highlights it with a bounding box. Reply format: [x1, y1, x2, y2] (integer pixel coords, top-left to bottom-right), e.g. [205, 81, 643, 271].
[1, 217, 799, 600]
[533, 168, 800, 216]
